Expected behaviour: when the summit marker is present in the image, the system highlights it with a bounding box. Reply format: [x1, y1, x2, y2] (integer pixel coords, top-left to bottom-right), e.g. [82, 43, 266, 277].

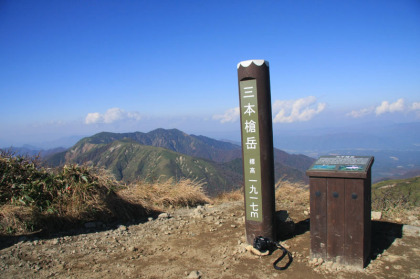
[237, 60, 276, 244]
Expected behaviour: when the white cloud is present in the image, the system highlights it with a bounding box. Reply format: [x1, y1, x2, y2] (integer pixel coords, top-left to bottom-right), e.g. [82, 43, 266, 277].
[347, 99, 420, 118]
[213, 107, 240, 123]
[411, 102, 420, 110]
[85, 108, 141, 124]
[411, 102, 420, 118]
[375, 99, 405, 115]
[272, 96, 326, 123]
[103, 107, 124, 123]
[85, 112, 102, 124]
[347, 107, 375, 118]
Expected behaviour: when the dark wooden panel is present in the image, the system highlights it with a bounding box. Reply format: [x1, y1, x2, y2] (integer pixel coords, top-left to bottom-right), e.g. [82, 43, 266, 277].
[308, 157, 373, 268]
[363, 170, 372, 267]
[344, 178, 364, 266]
[310, 177, 327, 259]
[327, 178, 345, 262]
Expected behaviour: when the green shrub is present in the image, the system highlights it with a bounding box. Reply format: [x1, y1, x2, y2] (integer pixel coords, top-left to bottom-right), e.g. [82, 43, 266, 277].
[0, 150, 55, 209]
[0, 151, 129, 234]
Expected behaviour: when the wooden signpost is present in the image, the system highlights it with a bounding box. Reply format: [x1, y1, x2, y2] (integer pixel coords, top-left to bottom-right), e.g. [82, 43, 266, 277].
[237, 60, 276, 244]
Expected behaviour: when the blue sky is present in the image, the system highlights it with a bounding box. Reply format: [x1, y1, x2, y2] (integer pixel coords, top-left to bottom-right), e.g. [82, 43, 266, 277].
[1, 0, 419, 147]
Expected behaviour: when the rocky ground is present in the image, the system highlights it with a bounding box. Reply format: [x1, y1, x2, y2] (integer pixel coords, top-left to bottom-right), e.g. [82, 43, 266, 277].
[0, 200, 419, 279]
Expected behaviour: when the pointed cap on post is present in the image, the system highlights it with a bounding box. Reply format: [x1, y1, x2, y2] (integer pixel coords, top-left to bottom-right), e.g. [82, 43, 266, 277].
[237, 59, 269, 69]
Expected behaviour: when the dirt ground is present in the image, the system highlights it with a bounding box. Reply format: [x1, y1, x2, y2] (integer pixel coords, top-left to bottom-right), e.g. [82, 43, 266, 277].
[0, 200, 419, 279]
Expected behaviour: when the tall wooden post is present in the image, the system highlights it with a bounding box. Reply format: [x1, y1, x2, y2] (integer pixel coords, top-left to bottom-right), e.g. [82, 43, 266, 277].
[237, 60, 276, 244]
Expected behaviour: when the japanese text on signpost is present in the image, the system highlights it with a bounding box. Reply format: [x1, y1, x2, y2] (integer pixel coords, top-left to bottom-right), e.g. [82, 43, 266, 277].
[239, 79, 263, 222]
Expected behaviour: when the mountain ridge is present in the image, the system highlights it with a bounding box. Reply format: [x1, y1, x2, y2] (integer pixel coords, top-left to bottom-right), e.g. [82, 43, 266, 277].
[46, 129, 315, 195]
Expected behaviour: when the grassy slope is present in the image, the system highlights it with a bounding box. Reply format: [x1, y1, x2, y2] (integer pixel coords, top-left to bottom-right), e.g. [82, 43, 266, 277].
[46, 130, 315, 191]
[0, 151, 211, 235]
[58, 139, 242, 196]
[372, 176, 420, 207]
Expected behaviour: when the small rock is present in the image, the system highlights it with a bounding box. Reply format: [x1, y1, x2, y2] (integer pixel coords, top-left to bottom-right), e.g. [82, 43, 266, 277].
[246, 245, 270, 256]
[371, 211, 382, 220]
[148, 217, 153, 222]
[187, 270, 202, 279]
[237, 246, 247, 253]
[332, 262, 340, 271]
[118, 225, 127, 231]
[128, 246, 138, 252]
[158, 213, 170, 219]
[304, 210, 309, 216]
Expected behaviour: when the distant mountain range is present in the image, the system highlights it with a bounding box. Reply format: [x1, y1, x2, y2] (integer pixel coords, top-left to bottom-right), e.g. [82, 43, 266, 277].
[45, 128, 315, 195]
[4, 122, 420, 187]
[1, 145, 67, 158]
[273, 122, 420, 182]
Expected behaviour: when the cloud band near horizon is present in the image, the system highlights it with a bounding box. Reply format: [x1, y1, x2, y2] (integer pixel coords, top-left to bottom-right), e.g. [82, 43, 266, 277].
[85, 108, 141, 124]
[348, 99, 420, 118]
[213, 96, 326, 124]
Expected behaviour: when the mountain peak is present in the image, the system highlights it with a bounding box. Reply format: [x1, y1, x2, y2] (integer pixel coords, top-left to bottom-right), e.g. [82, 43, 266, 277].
[46, 128, 315, 194]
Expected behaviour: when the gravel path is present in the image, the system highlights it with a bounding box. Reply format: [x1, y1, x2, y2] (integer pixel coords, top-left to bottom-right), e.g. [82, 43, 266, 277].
[0, 201, 419, 279]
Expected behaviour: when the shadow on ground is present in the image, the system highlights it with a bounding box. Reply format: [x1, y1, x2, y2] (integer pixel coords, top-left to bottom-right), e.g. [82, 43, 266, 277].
[276, 209, 310, 241]
[0, 195, 161, 251]
[276, 214, 403, 265]
[370, 220, 403, 261]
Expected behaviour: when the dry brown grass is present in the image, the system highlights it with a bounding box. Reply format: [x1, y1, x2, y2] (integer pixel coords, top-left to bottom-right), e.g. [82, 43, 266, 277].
[118, 178, 212, 210]
[275, 180, 309, 212]
[0, 162, 153, 235]
[214, 188, 243, 203]
[1, 172, 212, 235]
[212, 179, 310, 208]
[0, 205, 40, 235]
[376, 204, 420, 225]
[48, 166, 120, 220]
